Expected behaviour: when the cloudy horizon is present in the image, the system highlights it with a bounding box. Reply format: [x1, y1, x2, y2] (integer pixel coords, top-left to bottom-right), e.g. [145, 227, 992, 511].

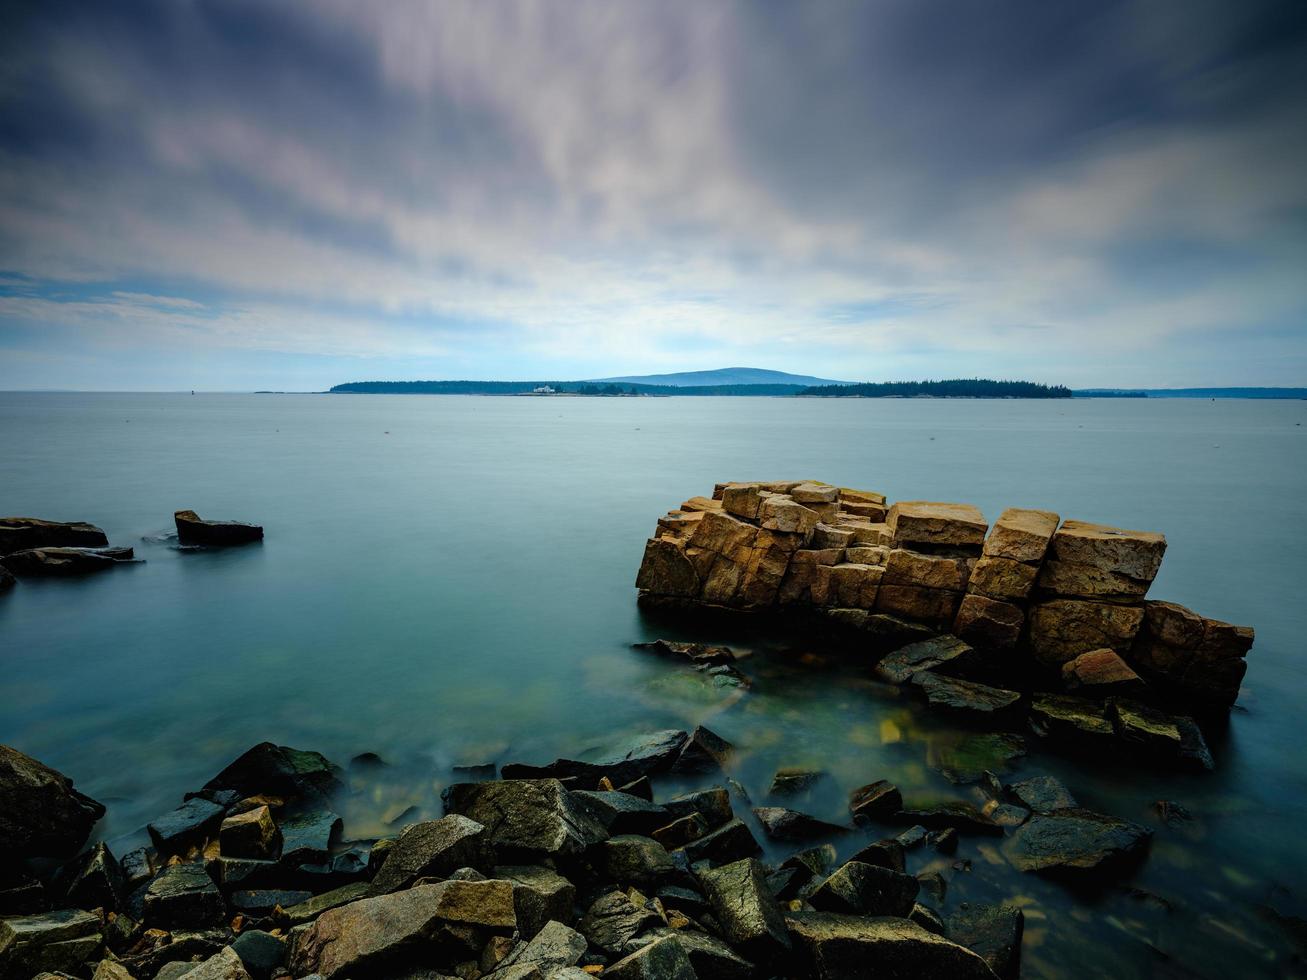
[1, 0, 1305, 391]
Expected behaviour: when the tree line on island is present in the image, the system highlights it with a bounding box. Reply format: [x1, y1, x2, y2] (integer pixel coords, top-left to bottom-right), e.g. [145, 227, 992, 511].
[329, 378, 1075, 398]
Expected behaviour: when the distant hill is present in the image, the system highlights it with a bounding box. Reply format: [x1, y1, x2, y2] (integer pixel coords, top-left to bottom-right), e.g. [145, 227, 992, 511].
[328, 379, 807, 396]
[587, 367, 849, 387]
[800, 379, 1073, 398]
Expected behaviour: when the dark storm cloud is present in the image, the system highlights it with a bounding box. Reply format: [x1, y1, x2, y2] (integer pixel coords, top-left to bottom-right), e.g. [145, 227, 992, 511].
[0, 0, 1304, 389]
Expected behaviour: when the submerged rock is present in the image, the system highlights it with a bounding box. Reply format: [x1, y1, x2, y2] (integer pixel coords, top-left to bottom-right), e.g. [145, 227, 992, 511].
[895, 801, 1003, 836]
[769, 767, 825, 796]
[1006, 808, 1152, 877]
[785, 911, 997, 979]
[875, 635, 979, 684]
[911, 672, 1022, 724]
[752, 806, 848, 842]
[0, 744, 105, 858]
[0, 517, 108, 554]
[849, 780, 903, 823]
[174, 509, 264, 546]
[1, 546, 136, 576]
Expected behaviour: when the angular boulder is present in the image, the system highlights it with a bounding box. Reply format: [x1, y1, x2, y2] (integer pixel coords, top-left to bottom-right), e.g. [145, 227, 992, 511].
[289, 879, 515, 978]
[678, 818, 761, 865]
[982, 509, 1059, 564]
[1043, 519, 1166, 588]
[174, 510, 264, 546]
[785, 912, 997, 979]
[501, 730, 688, 786]
[698, 857, 791, 961]
[967, 556, 1039, 603]
[894, 801, 1003, 836]
[443, 779, 608, 863]
[887, 502, 988, 550]
[953, 594, 1024, 650]
[605, 933, 698, 979]
[0, 745, 105, 858]
[578, 888, 663, 958]
[148, 796, 228, 854]
[636, 538, 701, 598]
[808, 861, 918, 917]
[1026, 599, 1145, 666]
[849, 780, 902, 823]
[875, 635, 979, 684]
[369, 814, 491, 893]
[752, 806, 848, 842]
[1006, 808, 1151, 877]
[203, 742, 343, 805]
[1061, 648, 1144, 696]
[219, 805, 280, 861]
[0, 517, 109, 554]
[63, 841, 124, 912]
[947, 903, 1024, 979]
[144, 863, 226, 929]
[910, 672, 1022, 724]
[495, 864, 576, 940]
[0, 908, 103, 977]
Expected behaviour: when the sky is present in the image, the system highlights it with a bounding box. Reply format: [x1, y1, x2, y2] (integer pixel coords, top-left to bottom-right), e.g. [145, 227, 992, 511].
[1, 1, 1305, 391]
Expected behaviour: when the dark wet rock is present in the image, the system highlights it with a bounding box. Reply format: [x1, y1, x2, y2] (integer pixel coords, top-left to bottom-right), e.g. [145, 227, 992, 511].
[652, 812, 709, 849]
[947, 903, 1024, 979]
[0, 566, 14, 592]
[0, 867, 47, 916]
[911, 672, 1022, 724]
[497, 918, 587, 974]
[1007, 774, 1078, 814]
[896, 800, 1003, 836]
[578, 889, 662, 958]
[786, 911, 998, 979]
[1006, 808, 1152, 877]
[931, 733, 1026, 784]
[0, 517, 108, 553]
[983, 802, 1030, 829]
[809, 861, 919, 917]
[0, 744, 106, 858]
[875, 635, 982, 684]
[120, 848, 154, 891]
[1, 545, 137, 575]
[278, 808, 343, 869]
[168, 946, 253, 980]
[1029, 694, 1115, 747]
[604, 835, 677, 886]
[149, 796, 228, 854]
[619, 775, 655, 801]
[659, 928, 751, 979]
[769, 768, 825, 796]
[752, 806, 848, 842]
[145, 863, 226, 929]
[929, 827, 960, 853]
[849, 780, 903, 823]
[211, 855, 279, 891]
[501, 730, 688, 787]
[231, 888, 314, 915]
[369, 814, 491, 894]
[572, 790, 671, 836]
[633, 639, 736, 666]
[231, 929, 285, 979]
[699, 857, 792, 960]
[917, 871, 947, 903]
[220, 805, 281, 860]
[0, 908, 103, 977]
[849, 838, 906, 873]
[174, 509, 264, 546]
[911, 902, 946, 935]
[288, 879, 516, 978]
[278, 881, 372, 927]
[655, 885, 709, 918]
[1108, 700, 1215, 771]
[119, 929, 232, 979]
[494, 865, 576, 940]
[671, 725, 733, 774]
[678, 818, 761, 865]
[204, 742, 343, 806]
[605, 933, 698, 979]
[444, 779, 608, 864]
[663, 787, 733, 828]
[1153, 800, 1193, 826]
[64, 841, 124, 911]
[348, 751, 387, 771]
[782, 843, 839, 881]
[451, 762, 497, 782]
[895, 829, 929, 854]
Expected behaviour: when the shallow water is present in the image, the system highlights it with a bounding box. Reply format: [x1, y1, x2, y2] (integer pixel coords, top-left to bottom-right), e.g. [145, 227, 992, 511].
[2, 392, 1306, 977]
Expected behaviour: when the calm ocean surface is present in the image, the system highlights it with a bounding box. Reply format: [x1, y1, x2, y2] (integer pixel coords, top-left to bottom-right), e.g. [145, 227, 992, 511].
[3, 392, 1306, 977]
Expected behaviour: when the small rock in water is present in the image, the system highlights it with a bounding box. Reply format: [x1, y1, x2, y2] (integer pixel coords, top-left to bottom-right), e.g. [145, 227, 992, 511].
[174, 509, 264, 546]
[809, 860, 919, 917]
[849, 779, 903, 823]
[1, 546, 137, 576]
[1006, 774, 1079, 813]
[752, 806, 849, 842]
[769, 767, 826, 796]
[1005, 807, 1152, 878]
[946, 903, 1025, 979]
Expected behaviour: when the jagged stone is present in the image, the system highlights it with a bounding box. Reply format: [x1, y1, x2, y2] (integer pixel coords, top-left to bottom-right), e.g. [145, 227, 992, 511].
[658, 929, 751, 979]
[848, 838, 906, 873]
[494, 865, 576, 940]
[752, 807, 848, 842]
[1028, 694, 1115, 747]
[671, 726, 733, 773]
[605, 934, 698, 979]
[277, 808, 342, 867]
[910, 672, 1022, 723]
[883, 549, 972, 591]
[785, 912, 997, 979]
[63, 841, 124, 912]
[677, 818, 761, 865]
[231, 929, 285, 979]
[572, 790, 671, 836]
[946, 904, 1024, 979]
[278, 882, 371, 927]
[0, 517, 108, 553]
[849, 780, 902, 823]
[1, 545, 136, 576]
[0, 746, 105, 859]
[0, 909, 102, 977]
[1006, 775, 1077, 814]
[636, 538, 701, 597]
[369, 814, 491, 893]
[887, 502, 988, 550]
[203, 742, 343, 805]
[577, 889, 662, 958]
[603, 835, 677, 886]
[769, 767, 825, 797]
[1061, 648, 1145, 695]
[149, 796, 228, 854]
[144, 863, 226, 929]
[895, 801, 1003, 836]
[953, 594, 1024, 649]
[663, 787, 733, 828]
[982, 509, 1059, 564]
[1044, 519, 1166, 588]
[967, 556, 1039, 603]
[875, 635, 978, 684]
[652, 813, 708, 849]
[174, 509, 264, 546]
[698, 857, 791, 961]
[1006, 808, 1152, 877]
[179, 946, 255, 980]
[497, 918, 587, 975]
[809, 861, 918, 916]
[443, 779, 608, 863]
[501, 730, 688, 786]
[220, 805, 281, 861]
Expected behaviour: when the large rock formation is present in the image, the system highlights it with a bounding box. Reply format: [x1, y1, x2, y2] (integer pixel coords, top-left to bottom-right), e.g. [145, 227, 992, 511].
[635, 481, 1253, 711]
[174, 510, 264, 546]
[0, 517, 108, 554]
[0, 745, 105, 858]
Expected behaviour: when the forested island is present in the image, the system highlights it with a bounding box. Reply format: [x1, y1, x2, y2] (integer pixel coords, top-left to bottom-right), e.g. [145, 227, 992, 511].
[799, 379, 1073, 398]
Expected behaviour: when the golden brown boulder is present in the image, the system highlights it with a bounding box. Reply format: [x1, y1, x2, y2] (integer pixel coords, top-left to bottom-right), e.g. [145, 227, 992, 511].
[968, 556, 1038, 603]
[876, 585, 962, 627]
[791, 482, 840, 504]
[759, 495, 820, 535]
[721, 483, 768, 519]
[831, 563, 884, 608]
[982, 508, 1059, 564]
[887, 502, 988, 550]
[690, 510, 758, 559]
[883, 549, 971, 592]
[953, 594, 1024, 649]
[634, 538, 700, 597]
[1061, 648, 1144, 695]
[1027, 599, 1145, 666]
[1045, 520, 1166, 583]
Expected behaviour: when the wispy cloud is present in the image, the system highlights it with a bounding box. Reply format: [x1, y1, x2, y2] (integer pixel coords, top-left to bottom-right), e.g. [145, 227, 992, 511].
[0, 0, 1304, 389]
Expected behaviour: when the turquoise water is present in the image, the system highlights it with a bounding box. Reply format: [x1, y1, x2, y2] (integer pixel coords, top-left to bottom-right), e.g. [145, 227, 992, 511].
[2, 392, 1306, 976]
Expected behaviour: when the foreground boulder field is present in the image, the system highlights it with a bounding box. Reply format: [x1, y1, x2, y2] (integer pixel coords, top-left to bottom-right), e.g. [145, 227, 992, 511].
[637, 481, 1254, 712]
[0, 738, 1057, 979]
